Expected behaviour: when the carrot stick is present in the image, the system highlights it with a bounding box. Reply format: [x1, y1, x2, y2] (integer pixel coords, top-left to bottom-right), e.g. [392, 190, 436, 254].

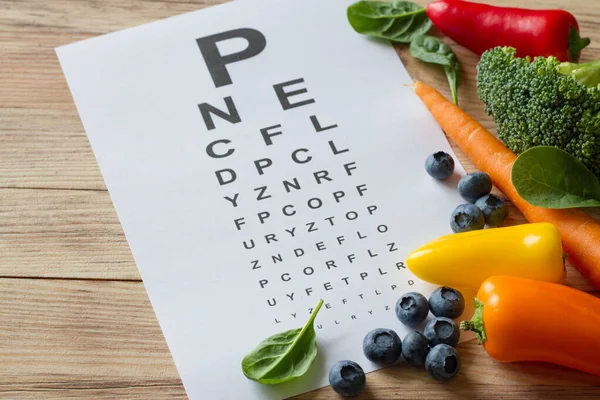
[414, 81, 600, 289]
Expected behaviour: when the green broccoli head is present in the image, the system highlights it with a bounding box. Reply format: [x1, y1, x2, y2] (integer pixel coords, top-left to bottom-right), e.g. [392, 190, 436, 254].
[477, 47, 600, 178]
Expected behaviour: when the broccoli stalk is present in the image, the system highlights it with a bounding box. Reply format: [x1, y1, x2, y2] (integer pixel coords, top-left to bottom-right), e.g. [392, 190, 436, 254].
[557, 59, 600, 88]
[477, 47, 600, 179]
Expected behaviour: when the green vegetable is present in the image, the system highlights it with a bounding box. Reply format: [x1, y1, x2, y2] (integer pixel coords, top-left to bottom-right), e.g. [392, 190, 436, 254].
[241, 299, 323, 384]
[512, 146, 600, 209]
[347, 1, 431, 44]
[568, 26, 592, 65]
[557, 58, 600, 88]
[477, 47, 600, 179]
[410, 35, 461, 105]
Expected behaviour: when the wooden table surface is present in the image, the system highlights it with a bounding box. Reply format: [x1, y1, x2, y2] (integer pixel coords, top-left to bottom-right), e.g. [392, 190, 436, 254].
[1, 0, 600, 398]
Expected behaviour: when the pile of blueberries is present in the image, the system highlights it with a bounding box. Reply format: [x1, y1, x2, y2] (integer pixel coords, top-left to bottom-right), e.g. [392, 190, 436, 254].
[328, 287, 465, 397]
[425, 151, 508, 232]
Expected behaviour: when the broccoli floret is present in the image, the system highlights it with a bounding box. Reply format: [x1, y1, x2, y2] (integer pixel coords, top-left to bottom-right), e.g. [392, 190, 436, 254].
[477, 47, 600, 178]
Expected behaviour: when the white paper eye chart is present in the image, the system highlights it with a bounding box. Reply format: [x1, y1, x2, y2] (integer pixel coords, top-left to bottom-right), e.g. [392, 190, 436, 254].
[57, 0, 467, 398]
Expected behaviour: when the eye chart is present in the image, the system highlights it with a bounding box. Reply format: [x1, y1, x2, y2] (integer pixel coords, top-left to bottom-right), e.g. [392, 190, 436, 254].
[57, 0, 466, 398]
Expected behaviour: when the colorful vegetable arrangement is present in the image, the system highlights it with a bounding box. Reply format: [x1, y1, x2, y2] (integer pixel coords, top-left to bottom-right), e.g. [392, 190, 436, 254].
[477, 47, 600, 180]
[414, 81, 600, 289]
[426, 0, 590, 62]
[407, 223, 565, 290]
[242, 1, 600, 394]
[462, 276, 600, 377]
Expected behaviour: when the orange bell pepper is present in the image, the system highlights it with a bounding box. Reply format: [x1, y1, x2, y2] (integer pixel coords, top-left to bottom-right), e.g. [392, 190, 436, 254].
[462, 276, 600, 377]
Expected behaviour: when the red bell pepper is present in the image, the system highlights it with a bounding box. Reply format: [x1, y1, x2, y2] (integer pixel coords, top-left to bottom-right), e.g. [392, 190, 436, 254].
[426, 0, 590, 62]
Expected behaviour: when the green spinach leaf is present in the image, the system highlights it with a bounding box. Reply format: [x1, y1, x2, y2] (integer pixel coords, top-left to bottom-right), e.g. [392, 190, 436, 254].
[511, 146, 600, 208]
[410, 35, 461, 105]
[242, 299, 323, 385]
[347, 1, 431, 44]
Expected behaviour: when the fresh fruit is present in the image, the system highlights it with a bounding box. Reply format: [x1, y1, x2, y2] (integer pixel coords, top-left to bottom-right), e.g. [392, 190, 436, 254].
[429, 287, 465, 319]
[475, 194, 508, 226]
[401, 331, 430, 367]
[424, 317, 460, 347]
[362, 328, 402, 365]
[450, 204, 485, 233]
[458, 172, 492, 203]
[425, 151, 455, 180]
[396, 292, 429, 326]
[425, 344, 461, 382]
[328, 360, 366, 397]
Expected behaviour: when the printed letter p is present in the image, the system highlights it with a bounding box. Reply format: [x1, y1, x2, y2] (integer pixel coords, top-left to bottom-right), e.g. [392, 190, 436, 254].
[196, 28, 266, 88]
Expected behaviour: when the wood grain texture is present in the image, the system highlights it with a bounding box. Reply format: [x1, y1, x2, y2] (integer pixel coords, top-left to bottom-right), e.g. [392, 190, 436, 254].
[1, 278, 599, 400]
[0, 106, 103, 190]
[0, 188, 138, 279]
[1, 0, 600, 398]
[0, 278, 186, 399]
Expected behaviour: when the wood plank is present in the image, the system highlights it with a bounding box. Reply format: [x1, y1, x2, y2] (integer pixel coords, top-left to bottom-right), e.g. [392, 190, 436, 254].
[0, 188, 138, 280]
[0, 0, 220, 34]
[0, 30, 92, 111]
[2, 0, 599, 35]
[0, 278, 185, 399]
[0, 107, 104, 190]
[1, 277, 600, 399]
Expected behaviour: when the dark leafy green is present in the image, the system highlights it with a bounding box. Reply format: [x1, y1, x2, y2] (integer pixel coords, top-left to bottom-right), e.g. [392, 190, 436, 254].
[410, 35, 461, 105]
[242, 299, 324, 385]
[347, 1, 432, 44]
[511, 146, 600, 209]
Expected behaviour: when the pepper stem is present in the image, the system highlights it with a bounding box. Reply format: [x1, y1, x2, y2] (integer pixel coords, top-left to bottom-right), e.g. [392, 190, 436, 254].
[460, 320, 476, 331]
[568, 26, 591, 63]
[460, 298, 487, 344]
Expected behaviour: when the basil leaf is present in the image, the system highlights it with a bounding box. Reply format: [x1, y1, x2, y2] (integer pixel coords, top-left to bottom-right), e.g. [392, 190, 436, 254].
[241, 299, 323, 385]
[410, 35, 461, 105]
[511, 146, 600, 208]
[347, 1, 432, 44]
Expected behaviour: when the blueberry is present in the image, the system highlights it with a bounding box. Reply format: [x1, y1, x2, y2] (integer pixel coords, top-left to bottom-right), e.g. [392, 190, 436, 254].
[424, 317, 460, 347]
[429, 287, 465, 319]
[458, 172, 493, 203]
[475, 194, 508, 227]
[328, 360, 366, 397]
[450, 204, 485, 233]
[395, 292, 429, 326]
[363, 328, 402, 365]
[425, 344, 461, 382]
[425, 151, 455, 180]
[401, 331, 430, 367]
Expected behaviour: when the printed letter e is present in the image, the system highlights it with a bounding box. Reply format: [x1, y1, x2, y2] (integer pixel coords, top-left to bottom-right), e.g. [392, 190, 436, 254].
[196, 28, 266, 88]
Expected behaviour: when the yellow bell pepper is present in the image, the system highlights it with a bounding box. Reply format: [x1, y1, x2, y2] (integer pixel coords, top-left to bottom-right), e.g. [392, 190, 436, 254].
[406, 223, 565, 290]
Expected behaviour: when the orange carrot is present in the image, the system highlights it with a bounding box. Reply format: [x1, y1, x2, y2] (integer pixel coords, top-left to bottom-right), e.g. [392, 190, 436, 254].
[414, 81, 600, 289]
